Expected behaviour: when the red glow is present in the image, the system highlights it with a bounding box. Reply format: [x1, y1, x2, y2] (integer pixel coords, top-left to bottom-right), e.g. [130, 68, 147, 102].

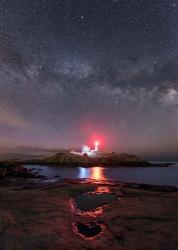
[87, 133, 106, 150]
[94, 140, 100, 146]
[80, 121, 111, 150]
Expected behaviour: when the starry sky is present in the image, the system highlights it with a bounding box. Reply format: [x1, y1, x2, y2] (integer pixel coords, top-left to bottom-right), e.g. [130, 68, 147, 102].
[0, 0, 178, 160]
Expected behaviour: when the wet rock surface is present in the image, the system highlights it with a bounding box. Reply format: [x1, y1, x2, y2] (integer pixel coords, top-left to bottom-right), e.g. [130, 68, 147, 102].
[71, 186, 118, 239]
[73, 222, 103, 238]
[74, 192, 118, 212]
[0, 179, 178, 250]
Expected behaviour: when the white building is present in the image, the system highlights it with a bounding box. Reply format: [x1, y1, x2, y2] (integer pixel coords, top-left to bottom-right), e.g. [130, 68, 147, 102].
[70, 141, 100, 157]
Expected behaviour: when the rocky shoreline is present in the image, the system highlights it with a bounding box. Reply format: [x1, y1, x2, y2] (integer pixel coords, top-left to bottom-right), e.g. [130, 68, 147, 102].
[0, 177, 178, 250]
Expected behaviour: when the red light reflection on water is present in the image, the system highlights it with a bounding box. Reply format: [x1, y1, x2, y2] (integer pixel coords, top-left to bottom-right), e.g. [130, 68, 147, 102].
[90, 167, 106, 180]
[79, 166, 107, 180]
[95, 186, 110, 193]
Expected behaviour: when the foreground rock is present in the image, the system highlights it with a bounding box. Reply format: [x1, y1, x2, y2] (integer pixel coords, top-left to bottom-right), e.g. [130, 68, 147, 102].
[0, 179, 178, 250]
[0, 162, 39, 178]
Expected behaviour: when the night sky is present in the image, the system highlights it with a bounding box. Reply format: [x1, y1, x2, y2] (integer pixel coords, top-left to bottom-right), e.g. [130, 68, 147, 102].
[0, 0, 178, 160]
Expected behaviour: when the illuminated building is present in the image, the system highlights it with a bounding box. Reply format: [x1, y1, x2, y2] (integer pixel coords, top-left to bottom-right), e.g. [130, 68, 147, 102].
[71, 141, 100, 157]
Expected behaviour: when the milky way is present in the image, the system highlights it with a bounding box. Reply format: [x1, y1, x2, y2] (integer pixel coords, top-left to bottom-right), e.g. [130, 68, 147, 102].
[0, 0, 178, 160]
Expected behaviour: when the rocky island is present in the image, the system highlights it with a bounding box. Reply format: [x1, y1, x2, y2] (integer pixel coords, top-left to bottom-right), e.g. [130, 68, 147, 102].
[19, 152, 173, 167]
[0, 151, 173, 180]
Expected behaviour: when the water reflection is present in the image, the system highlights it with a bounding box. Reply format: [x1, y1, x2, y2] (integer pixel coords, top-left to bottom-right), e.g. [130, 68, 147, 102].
[25, 163, 178, 187]
[96, 186, 110, 193]
[90, 167, 106, 180]
[78, 167, 89, 178]
[79, 166, 106, 180]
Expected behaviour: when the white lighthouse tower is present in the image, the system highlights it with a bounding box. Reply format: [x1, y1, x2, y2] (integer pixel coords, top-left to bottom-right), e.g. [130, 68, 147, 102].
[94, 141, 99, 151]
[71, 140, 100, 157]
[82, 141, 100, 156]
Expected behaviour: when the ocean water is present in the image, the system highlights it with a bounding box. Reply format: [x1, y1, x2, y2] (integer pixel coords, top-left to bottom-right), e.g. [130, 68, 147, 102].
[25, 163, 178, 187]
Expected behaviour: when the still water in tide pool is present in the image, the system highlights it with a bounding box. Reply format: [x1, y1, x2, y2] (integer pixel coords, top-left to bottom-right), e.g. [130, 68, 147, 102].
[25, 163, 178, 187]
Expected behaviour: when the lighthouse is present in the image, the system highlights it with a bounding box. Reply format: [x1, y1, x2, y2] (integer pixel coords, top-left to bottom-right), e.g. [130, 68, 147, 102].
[71, 140, 100, 157]
[94, 141, 99, 151]
[81, 141, 100, 156]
